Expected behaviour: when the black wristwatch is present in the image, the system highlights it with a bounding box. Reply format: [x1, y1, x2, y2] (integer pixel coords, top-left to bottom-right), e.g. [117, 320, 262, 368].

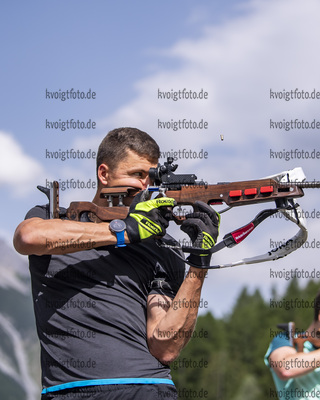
[109, 219, 127, 248]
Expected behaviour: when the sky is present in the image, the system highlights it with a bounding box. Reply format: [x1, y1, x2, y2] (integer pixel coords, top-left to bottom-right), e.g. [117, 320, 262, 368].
[1, 0, 320, 317]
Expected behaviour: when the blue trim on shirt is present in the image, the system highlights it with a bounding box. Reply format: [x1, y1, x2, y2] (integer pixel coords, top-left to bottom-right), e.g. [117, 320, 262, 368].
[42, 378, 175, 394]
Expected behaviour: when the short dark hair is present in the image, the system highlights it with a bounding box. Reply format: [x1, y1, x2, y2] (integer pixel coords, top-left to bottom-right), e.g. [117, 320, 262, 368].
[314, 290, 320, 321]
[96, 127, 160, 175]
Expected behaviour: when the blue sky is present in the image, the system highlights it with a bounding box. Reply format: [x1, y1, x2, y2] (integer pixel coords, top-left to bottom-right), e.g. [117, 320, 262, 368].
[1, 0, 320, 316]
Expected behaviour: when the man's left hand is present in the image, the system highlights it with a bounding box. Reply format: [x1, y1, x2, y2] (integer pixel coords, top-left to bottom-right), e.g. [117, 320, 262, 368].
[181, 201, 220, 267]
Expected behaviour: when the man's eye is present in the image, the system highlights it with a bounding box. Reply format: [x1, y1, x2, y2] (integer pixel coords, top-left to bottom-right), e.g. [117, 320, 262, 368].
[133, 172, 143, 177]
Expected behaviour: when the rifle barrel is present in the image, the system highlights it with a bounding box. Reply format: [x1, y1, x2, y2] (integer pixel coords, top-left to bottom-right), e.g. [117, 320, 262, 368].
[294, 182, 320, 189]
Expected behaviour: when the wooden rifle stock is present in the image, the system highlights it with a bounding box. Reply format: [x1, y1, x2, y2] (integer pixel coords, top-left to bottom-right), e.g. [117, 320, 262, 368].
[40, 158, 319, 222]
[46, 178, 314, 222]
[295, 333, 320, 352]
[54, 186, 139, 222]
[165, 179, 305, 207]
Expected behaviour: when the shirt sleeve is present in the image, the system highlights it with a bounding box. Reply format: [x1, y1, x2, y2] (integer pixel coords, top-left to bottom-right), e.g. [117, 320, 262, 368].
[25, 204, 49, 220]
[264, 333, 293, 367]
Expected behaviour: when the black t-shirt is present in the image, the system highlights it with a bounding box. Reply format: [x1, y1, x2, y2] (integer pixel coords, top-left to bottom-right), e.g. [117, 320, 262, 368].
[26, 205, 185, 389]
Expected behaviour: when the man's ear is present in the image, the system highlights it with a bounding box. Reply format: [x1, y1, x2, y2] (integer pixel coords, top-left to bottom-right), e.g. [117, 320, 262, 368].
[97, 163, 109, 186]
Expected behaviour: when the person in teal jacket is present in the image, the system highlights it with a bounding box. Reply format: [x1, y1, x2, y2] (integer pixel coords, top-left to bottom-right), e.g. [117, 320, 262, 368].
[265, 291, 320, 399]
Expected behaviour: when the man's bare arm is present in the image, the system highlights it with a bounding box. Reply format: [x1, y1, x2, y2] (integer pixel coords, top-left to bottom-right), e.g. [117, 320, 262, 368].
[13, 217, 127, 255]
[146, 267, 206, 365]
[269, 346, 320, 380]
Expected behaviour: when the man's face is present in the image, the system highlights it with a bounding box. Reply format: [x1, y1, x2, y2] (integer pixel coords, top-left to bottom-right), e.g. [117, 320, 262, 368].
[104, 150, 158, 190]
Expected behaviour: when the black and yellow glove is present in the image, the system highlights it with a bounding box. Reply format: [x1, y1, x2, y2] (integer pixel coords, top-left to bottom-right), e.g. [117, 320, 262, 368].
[181, 201, 220, 267]
[125, 190, 176, 243]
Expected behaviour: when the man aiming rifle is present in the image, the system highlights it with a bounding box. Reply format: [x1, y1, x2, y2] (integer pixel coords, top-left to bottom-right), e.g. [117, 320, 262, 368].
[265, 290, 320, 399]
[13, 127, 220, 400]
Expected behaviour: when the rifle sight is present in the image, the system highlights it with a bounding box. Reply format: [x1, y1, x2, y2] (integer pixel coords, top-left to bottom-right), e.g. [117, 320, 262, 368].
[149, 157, 198, 188]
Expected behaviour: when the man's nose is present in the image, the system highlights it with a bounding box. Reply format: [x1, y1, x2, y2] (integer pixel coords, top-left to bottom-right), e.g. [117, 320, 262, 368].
[140, 176, 151, 189]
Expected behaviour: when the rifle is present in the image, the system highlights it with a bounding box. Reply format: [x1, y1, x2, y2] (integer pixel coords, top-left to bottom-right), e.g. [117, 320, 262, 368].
[277, 322, 320, 352]
[38, 157, 320, 269]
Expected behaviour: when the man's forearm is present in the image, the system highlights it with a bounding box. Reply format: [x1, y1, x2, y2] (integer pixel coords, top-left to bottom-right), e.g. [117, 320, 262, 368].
[147, 267, 207, 364]
[13, 217, 127, 255]
[270, 348, 320, 379]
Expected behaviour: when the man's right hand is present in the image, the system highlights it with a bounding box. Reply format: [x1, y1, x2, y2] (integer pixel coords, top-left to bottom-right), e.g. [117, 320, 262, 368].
[124, 191, 176, 243]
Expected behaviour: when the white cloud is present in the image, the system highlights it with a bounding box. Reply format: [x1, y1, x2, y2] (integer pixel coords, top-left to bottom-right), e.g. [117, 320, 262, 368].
[0, 131, 45, 195]
[91, 0, 320, 180]
[0, 130, 98, 204]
